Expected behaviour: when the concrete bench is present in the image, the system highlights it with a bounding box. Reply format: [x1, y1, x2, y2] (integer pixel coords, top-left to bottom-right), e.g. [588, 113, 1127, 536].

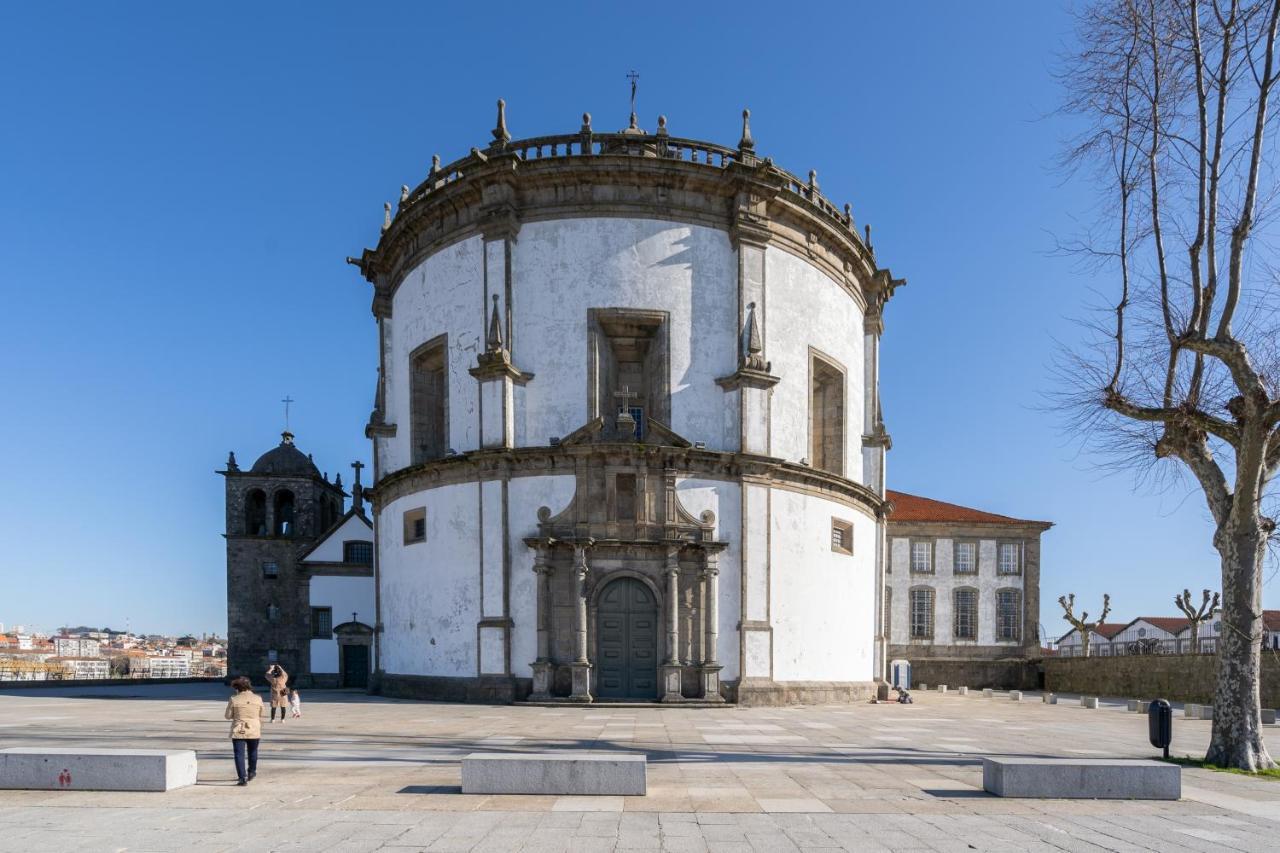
[982, 757, 1179, 800]
[936, 685, 948, 693]
[1127, 700, 1149, 713]
[0, 748, 196, 792]
[1009, 691, 1023, 701]
[982, 688, 994, 699]
[1042, 693, 1057, 704]
[1263, 709, 1277, 725]
[1185, 703, 1213, 720]
[461, 753, 646, 796]
[1081, 696, 1099, 709]
[957, 686, 968, 696]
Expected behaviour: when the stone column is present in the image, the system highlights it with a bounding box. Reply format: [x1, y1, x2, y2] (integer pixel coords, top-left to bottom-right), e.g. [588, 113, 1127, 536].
[699, 550, 725, 702]
[568, 543, 592, 702]
[529, 547, 554, 700]
[660, 545, 683, 702]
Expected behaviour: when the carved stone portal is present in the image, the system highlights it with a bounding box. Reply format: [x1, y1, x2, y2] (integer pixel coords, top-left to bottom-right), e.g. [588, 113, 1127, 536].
[523, 420, 727, 703]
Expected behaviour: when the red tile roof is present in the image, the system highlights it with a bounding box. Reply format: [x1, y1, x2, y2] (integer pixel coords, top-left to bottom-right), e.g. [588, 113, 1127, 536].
[886, 490, 1052, 527]
[1130, 617, 1192, 635]
[1265, 610, 1280, 632]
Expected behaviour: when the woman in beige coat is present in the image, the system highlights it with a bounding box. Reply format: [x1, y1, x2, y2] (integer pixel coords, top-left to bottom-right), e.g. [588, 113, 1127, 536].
[224, 676, 265, 785]
[265, 664, 289, 722]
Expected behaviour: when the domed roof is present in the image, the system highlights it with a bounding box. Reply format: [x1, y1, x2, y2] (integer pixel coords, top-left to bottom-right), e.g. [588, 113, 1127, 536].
[250, 432, 320, 477]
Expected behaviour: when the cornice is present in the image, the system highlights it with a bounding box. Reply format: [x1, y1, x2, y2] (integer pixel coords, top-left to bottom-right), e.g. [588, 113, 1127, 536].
[369, 445, 886, 519]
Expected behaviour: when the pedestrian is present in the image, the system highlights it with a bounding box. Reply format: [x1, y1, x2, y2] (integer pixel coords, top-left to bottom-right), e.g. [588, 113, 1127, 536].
[289, 688, 302, 719]
[265, 664, 289, 722]
[224, 676, 264, 786]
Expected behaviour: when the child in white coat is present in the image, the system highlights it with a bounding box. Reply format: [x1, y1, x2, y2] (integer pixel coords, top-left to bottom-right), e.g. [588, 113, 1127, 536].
[288, 689, 302, 719]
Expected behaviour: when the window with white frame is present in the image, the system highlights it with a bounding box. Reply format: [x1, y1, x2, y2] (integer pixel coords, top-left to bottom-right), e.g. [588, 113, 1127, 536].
[996, 589, 1021, 641]
[998, 541, 1023, 574]
[910, 540, 933, 573]
[953, 541, 976, 574]
[953, 588, 978, 640]
[910, 587, 935, 639]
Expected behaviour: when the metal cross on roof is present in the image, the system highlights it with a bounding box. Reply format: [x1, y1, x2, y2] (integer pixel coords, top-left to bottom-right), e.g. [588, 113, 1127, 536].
[281, 395, 295, 430]
[627, 70, 639, 119]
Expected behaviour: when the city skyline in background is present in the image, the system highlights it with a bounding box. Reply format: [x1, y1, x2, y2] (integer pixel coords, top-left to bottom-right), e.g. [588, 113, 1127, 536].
[1, 2, 1273, 637]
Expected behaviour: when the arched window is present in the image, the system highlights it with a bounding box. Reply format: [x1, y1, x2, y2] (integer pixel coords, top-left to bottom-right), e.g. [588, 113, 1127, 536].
[996, 588, 1022, 642]
[245, 489, 267, 536]
[273, 490, 295, 536]
[909, 587, 935, 640]
[953, 587, 978, 640]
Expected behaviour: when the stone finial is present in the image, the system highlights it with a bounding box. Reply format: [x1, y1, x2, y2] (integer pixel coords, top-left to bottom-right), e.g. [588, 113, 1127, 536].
[486, 294, 504, 352]
[492, 98, 511, 145]
[430, 154, 440, 175]
[808, 170, 819, 193]
[581, 112, 592, 133]
[382, 202, 392, 232]
[738, 108, 755, 152]
[742, 302, 769, 372]
[226, 451, 239, 472]
[399, 185, 409, 205]
[844, 203, 853, 226]
[351, 460, 365, 514]
[335, 472, 342, 488]
[656, 115, 668, 137]
[865, 223, 873, 252]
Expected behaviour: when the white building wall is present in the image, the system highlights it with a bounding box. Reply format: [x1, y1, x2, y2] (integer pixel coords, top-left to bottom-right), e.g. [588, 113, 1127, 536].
[674, 478, 742, 684]
[765, 249, 865, 483]
[378, 483, 481, 677]
[507, 475, 577, 678]
[769, 490, 876, 681]
[308, 576, 377, 674]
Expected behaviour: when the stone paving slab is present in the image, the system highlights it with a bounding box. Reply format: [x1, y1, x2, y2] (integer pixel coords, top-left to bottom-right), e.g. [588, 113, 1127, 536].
[0, 685, 1275, 850]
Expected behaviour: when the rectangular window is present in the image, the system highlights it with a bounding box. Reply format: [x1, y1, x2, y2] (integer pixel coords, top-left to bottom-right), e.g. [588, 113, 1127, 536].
[954, 588, 977, 640]
[410, 337, 448, 464]
[615, 474, 637, 522]
[266, 604, 280, 623]
[261, 561, 278, 579]
[267, 649, 278, 663]
[998, 542, 1023, 575]
[997, 589, 1021, 641]
[883, 587, 892, 639]
[910, 540, 933, 573]
[403, 507, 426, 544]
[310, 607, 332, 639]
[953, 541, 976, 574]
[809, 353, 845, 476]
[343, 541, 373, 565]
[830, 518, 853, 555]
[910, 588, 935, 639]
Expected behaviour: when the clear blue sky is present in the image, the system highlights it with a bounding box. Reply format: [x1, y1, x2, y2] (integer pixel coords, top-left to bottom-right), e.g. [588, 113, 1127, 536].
[1, 2, 1269, 638]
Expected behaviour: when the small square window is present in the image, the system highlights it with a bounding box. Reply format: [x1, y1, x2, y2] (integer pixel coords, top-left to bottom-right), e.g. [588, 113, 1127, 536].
[830, 518, 853, 555]
[404, 507, 426, 544]
[266, 604, 280, 622]
[310, 607, 332, 639]
[343, 541, 373, 565]
[261, 561, 278, 579]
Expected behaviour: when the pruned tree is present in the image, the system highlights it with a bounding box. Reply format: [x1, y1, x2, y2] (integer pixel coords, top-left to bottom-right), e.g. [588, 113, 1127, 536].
[1058, 0, 1280, 771]
[1175, 587, 1222, 653]
[1059, 593, 1113, 657]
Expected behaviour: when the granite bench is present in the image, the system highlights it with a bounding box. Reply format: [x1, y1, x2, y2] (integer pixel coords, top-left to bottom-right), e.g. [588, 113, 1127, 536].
[982, 757, 1179, 800]
[461, 752, 646, 796]
[0, 748, 197, 792]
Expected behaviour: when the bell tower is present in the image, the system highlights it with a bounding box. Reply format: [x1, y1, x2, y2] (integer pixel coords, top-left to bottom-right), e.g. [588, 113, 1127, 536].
[218, 431, 346, 681]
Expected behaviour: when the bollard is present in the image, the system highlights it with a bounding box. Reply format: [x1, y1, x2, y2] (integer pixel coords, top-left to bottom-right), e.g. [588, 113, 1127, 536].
[1009, 690, 1022, 701]
[957, 686, 968, 696]
[1042, 693, 1056, 704]
[919, 683, 928, 691]
[1081, 696, 1099, 709]
[1148, 699, 1172, 759]
[982, 688, 993, 699]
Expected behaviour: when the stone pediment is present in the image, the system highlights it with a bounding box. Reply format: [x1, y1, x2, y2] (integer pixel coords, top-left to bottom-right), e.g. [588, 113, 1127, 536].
[558, 416, 692, 449]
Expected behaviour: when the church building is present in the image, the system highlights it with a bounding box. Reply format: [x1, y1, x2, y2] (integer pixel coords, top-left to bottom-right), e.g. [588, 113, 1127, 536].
[347, 102, 904, 704]
[219, 434, 375, 688]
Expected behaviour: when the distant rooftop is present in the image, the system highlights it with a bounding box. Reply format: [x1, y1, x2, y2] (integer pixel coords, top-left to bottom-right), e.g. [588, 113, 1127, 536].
[886, 490, 1051, 527]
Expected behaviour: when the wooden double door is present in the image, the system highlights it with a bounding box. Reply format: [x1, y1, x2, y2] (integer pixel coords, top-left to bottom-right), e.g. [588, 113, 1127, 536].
[596, 577, 658, 700]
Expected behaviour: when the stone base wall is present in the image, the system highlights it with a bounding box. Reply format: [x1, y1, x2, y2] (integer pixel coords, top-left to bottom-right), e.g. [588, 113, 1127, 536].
[732, 679, 877, 707]
[378, 673, 530, 704]
[906, 659, 1040, 691]
[0, 677, 224, 691]
[1044, 654, 1280, 707]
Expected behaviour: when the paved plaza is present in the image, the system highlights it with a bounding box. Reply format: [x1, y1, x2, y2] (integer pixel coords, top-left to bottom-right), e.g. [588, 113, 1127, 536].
[0, 684, 1276, 851]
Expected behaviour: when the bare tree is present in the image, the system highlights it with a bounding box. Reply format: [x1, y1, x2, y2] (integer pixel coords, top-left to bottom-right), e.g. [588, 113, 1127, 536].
[1175, 587, 1222, 652]
[1059, 593, 1113, 657]
[1060, 0, 1280, 770]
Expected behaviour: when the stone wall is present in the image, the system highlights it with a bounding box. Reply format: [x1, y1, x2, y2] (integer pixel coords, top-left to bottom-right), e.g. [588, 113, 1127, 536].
[907, 658, 1040, 691]
[1044, 654, 1280, 707]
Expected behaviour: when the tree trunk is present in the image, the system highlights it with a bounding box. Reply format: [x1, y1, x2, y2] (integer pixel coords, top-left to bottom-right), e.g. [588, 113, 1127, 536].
[1082, 632, 1091, 658]
[1206, 519, 1276, 770]
[1189, 623, 1199, 655]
